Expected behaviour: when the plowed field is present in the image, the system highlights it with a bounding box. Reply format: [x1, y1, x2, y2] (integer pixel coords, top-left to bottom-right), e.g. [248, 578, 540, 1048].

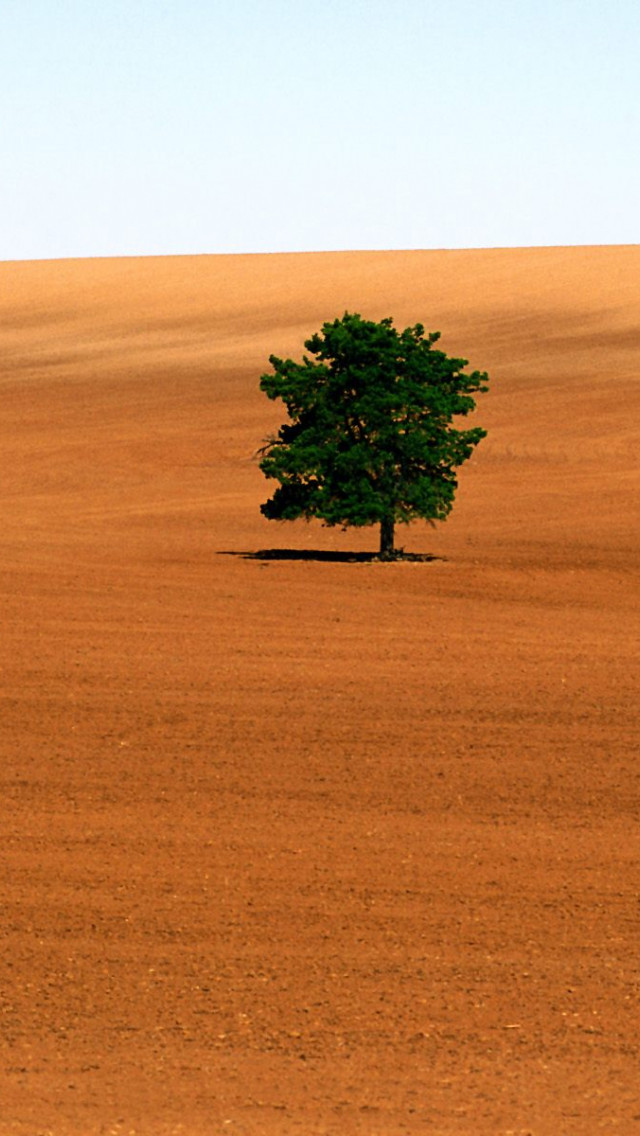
[1, 247, 639, 1134]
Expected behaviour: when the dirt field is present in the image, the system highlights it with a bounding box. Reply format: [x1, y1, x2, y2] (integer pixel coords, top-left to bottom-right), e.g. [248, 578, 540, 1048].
[1, 247, 639, 1135]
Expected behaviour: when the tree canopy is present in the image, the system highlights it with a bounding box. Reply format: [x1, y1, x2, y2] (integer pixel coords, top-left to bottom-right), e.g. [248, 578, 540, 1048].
[258, 312, 489, 557]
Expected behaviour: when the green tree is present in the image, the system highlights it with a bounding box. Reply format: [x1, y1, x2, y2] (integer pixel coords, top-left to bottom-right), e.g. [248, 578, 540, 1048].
[259, 312, 489, 558]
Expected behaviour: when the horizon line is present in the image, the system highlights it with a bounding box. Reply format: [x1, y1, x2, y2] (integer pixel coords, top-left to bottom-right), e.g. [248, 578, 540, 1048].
[2, 241, 639, 268]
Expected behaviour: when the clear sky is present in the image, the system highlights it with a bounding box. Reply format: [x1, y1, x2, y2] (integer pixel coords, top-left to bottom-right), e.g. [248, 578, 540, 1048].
[2, 0, 639, 260]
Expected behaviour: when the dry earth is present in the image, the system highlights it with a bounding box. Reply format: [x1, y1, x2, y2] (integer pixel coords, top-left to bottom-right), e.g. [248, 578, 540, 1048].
[0, 247, 639, 1135]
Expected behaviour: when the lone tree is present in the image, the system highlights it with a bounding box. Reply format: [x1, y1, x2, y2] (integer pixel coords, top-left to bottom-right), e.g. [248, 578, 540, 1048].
[259, 312, 489, 558]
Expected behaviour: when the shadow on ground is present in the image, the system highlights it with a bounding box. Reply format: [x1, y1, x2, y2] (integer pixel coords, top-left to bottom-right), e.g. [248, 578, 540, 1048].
[219, 549, 444, 563]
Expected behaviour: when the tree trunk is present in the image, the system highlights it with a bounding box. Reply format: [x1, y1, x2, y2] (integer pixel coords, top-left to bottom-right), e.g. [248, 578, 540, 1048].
[379, 516, 395, 558]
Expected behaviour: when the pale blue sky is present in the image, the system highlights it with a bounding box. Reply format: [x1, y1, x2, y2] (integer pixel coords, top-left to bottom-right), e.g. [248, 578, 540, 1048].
[2, 0, 639, 260]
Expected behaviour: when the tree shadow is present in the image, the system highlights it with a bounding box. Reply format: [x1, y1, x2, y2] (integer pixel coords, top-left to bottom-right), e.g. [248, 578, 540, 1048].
[218, 549, 444, 563]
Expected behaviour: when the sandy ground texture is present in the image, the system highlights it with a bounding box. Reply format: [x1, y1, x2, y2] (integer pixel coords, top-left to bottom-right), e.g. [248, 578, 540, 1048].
[0, 246, 639, 1135]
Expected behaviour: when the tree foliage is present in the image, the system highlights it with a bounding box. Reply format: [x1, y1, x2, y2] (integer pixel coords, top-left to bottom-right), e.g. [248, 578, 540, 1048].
[259, 312, 489, 557]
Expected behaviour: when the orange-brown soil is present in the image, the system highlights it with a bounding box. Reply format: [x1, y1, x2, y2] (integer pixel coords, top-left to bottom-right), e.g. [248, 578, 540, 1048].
[1, 247, 639, 1134]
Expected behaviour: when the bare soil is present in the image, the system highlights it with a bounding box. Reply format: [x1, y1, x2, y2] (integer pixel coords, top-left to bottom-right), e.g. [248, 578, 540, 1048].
[1, 247, 639, 1134]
